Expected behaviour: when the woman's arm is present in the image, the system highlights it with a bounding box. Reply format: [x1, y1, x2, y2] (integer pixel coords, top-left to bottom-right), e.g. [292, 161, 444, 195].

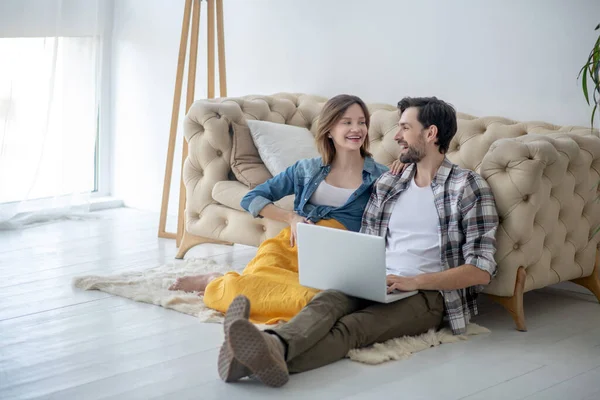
[259, 204, 311, 246]
[258, 204, 295, 224]
[240, 161, 312, 246]
[240, 164, 296, 218]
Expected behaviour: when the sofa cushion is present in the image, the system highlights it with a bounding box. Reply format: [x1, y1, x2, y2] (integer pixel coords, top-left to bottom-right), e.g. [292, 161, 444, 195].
[212, 180, 295, 213]
[247, 119, 320, 176]
[230, 121, 273, 188]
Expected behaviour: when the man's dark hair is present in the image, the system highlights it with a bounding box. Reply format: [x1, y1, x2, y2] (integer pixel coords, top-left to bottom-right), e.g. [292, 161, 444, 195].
[397, 97, 457, 154]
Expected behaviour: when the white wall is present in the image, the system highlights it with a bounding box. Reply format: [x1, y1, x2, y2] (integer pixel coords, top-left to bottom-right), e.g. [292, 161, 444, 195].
[111, 0, 600, 214]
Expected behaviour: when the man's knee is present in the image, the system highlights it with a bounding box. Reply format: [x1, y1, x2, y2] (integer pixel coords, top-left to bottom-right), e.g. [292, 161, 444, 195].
[312, 289, 356, 307]
[313, 289, 348, 302]
[309, 289, 362, 317]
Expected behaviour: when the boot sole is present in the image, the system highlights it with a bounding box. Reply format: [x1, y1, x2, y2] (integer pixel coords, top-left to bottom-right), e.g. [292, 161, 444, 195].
[228, 319, 289, 388]
[218, 295, 251, 382]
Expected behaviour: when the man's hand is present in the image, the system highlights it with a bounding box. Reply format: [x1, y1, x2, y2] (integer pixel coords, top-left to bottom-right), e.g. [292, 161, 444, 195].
[386, 265, 491, 292]
[386, 274, 419, 293]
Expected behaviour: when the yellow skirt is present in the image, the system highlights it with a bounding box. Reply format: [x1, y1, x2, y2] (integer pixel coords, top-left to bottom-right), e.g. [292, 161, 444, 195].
[203, 218, 346, 325]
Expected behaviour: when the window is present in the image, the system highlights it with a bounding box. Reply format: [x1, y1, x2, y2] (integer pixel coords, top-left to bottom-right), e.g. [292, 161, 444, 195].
[0, 37, 99, 203]
[0, 0, 110, 207]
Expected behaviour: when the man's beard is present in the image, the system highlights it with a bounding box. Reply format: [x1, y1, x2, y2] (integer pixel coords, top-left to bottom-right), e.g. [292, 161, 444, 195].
[398, 136, 426, 164]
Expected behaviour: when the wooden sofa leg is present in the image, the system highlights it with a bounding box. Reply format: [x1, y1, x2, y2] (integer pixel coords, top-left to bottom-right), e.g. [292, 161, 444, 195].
[570, 251, 600, 303]
[487, 266, 527, 332]
[175, 231, 233, 259]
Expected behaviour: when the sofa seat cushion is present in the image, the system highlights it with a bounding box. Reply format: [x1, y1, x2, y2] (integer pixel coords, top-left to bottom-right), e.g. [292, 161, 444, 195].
[212, 181, 295, 213]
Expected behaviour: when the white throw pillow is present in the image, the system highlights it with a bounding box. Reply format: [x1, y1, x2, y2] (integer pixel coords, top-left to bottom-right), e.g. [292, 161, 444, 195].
[246, 120, 320, 176]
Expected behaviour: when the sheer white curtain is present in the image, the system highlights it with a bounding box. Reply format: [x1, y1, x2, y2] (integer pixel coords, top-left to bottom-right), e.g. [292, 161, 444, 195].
[0, 0, 108, 229]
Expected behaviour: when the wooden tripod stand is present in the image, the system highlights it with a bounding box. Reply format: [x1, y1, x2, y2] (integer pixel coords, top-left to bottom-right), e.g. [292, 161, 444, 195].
[158, 0, 227, 246]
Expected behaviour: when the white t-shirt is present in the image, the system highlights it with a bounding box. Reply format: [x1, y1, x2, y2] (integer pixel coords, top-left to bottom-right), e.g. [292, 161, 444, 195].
[385, 177, 444, 277]
[309, 180, 356, 207]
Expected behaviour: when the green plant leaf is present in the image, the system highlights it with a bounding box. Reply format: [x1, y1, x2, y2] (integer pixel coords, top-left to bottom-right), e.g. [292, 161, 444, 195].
[581, 23, 600, 130]
[579, 62, 594, 80]
[593, 36, 600, 73]
[589, 45, 600, 59]
[579, 50, 599, 71]
[578, 57, 598, 105]
[583, 67, 590, 105]
[583, 64, 597, 104]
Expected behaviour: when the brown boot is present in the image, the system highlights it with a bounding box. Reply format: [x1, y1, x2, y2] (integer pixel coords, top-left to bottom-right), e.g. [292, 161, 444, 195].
[218, 295, 252, 382]
[228, 318, 289, 388]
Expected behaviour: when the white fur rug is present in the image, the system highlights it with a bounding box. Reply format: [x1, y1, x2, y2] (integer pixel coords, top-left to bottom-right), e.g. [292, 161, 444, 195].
[73, 258, 490, 365]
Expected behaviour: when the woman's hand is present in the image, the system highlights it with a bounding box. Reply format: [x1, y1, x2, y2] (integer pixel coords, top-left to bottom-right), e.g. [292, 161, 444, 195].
[287, 213, 313, 247]
[390, 159, 406, 175]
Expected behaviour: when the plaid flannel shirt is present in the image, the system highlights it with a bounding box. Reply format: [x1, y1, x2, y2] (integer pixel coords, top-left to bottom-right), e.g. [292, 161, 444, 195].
[360, 158, 499, 335]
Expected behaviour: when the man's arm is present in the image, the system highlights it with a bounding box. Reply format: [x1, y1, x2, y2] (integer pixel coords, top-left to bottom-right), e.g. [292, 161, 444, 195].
[418, 265, 491, 288]
[387, 173, 499, 293]
[458, 173, 499, 283]
[387, 265, 490, 292]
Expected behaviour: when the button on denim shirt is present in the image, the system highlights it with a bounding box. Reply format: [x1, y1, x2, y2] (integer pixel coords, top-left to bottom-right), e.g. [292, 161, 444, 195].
[240, 157, 388, 232]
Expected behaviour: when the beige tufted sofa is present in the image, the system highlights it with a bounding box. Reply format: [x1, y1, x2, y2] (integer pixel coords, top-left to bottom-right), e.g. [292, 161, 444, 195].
[177, 93, 600, 331]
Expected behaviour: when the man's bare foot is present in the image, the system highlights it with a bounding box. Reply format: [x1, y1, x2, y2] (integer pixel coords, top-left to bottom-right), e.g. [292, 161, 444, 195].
[168, 272, 223, 294]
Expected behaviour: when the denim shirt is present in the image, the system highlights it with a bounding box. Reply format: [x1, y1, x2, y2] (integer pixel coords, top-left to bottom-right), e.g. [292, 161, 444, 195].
[240, 157, 388, 232]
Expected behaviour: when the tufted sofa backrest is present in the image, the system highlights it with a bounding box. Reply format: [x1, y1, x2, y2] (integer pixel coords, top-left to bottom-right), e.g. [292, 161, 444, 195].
[184, 92, 597, 171]
[367, 107, 598, 173]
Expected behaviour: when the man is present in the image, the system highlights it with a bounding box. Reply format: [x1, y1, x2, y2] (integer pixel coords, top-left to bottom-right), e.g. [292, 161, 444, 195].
[217, 97, 499, 388]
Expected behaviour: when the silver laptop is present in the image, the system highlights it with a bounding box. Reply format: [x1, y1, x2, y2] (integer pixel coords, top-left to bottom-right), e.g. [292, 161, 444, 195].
[297, 223, 418, 303]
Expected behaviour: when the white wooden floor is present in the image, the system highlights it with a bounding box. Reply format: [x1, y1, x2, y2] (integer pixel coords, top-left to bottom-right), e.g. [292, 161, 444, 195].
[1, 208, 600, 400]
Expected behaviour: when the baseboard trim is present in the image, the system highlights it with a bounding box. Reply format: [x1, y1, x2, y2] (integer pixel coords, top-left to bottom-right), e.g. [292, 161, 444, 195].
[90, 196, 124, 211]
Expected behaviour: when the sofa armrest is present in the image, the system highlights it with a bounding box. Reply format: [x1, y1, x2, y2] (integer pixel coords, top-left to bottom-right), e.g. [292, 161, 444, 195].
[479, 133, 600, 296]
[181, 94, 327, 231]
[181, 100, 244, 225]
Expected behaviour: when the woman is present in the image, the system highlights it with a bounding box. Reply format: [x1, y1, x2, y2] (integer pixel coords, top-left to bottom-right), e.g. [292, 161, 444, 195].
[169, 94, 403, 324]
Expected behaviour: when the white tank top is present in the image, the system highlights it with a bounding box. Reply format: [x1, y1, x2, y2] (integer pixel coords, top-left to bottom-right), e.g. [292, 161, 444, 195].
[309, 180, 357, 208]
[385, 176, 444, 276]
